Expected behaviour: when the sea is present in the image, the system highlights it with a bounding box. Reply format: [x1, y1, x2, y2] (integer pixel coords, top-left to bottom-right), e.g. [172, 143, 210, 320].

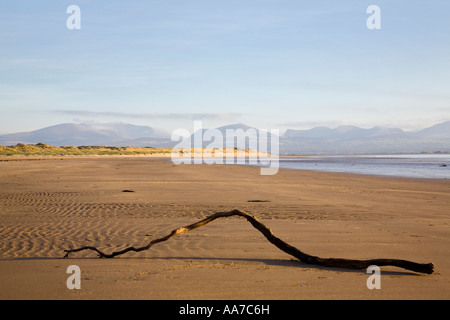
[177, 153, 450, 179]
[276, 154, 450, 179]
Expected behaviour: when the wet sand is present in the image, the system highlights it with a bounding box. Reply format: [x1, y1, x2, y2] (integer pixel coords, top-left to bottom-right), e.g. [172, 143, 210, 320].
[0, 156, 449, 299]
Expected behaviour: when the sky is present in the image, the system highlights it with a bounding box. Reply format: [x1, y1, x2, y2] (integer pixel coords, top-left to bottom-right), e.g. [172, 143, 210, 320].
[1, 0, 449, 134]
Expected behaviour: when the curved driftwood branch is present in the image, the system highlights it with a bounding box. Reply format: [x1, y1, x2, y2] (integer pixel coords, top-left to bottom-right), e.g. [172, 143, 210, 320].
[63, 209, 434, 274]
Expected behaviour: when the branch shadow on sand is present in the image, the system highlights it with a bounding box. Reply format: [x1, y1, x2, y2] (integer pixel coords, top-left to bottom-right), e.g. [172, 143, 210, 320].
[147, 256, 424, 276]
[3, 255, 423, 276]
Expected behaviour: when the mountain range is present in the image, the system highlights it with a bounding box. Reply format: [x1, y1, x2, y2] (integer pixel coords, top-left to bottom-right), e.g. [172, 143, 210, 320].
[0, 122, 173, 149]
[1, 121, 449, 155]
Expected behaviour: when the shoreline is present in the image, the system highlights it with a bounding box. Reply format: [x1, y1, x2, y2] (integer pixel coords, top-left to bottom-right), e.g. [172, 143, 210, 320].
[0, 153, 449, 181]
[0, 153, 448, 182]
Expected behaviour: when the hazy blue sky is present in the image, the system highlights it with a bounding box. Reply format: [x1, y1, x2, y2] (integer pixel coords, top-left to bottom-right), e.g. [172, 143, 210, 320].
[1, 0, 449, 134]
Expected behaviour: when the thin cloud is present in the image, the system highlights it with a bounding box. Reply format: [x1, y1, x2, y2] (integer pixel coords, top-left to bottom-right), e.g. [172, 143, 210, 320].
[53, 110, 243, 122]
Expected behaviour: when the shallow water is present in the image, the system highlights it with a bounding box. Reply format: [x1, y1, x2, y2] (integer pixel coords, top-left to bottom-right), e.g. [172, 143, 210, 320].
[277, 154, 450, 179]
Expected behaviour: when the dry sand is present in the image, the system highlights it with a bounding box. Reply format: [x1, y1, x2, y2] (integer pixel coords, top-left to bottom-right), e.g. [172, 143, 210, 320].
[0, 156, 449, 300]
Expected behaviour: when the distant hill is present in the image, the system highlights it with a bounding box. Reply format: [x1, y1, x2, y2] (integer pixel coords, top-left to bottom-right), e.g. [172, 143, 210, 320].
[0, 122, 172, 148]
[85, 122, 169, 140]
[280, 121, 450, 155]
[414, 120, 450, 138]
[181, 123, 279, 154]
[283, 126, 404, 140]
[1, 121, 449, 155]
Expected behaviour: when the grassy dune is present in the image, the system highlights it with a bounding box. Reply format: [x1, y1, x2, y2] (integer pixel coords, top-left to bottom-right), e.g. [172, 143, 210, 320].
[0, 143, 172, 156]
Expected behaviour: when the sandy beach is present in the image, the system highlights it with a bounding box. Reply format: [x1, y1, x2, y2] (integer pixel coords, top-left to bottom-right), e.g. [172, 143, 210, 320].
[0, 156, 449, 300]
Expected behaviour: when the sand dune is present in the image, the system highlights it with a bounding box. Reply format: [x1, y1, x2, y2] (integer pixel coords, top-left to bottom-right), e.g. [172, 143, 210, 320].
[0, 156, 449, 299]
